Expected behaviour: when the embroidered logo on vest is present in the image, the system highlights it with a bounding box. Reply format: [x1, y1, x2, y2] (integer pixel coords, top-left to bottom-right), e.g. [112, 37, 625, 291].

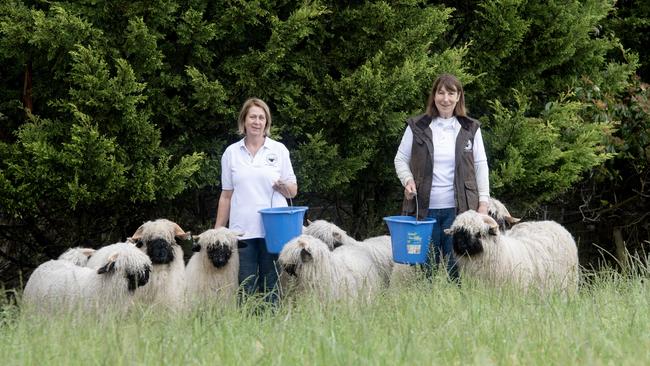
[464, 139, 473, 151]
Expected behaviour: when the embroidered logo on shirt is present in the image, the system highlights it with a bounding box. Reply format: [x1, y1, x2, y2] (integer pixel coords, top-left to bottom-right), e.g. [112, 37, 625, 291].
[464, 139, 473, 151]
[265, 153, 279, 166]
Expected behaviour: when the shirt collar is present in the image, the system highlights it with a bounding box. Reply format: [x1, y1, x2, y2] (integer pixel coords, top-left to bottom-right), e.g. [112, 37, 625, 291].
[433, 116, 458, 130]
[237, 137, 272, 151]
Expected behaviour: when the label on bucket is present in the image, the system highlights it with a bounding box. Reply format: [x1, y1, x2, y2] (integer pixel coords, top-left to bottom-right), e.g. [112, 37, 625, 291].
[406, 232, 423, 254]
[407, 244, 421, 254]
[407, 232, 422, 244]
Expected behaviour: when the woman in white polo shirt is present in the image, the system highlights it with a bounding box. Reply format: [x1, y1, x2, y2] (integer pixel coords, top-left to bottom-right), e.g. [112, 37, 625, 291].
[394, 73, 489, 280]
[215, 98, 297, 303]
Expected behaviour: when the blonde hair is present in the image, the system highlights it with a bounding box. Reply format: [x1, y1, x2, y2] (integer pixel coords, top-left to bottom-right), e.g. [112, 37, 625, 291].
[237, 98, 272, 136]
[426, 73, 467, 117]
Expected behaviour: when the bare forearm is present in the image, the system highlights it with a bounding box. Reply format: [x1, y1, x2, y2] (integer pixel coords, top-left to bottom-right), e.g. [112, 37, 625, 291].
[214, 192, 232, 228]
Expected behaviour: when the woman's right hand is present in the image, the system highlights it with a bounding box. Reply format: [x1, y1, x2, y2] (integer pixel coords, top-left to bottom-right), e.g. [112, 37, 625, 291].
[404, 180, 417, 200]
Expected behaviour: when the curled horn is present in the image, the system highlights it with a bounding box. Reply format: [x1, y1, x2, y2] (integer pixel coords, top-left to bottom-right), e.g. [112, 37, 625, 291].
[481, 214, 500, 235]
[81, 248, 96, 257]
[172, 222, 191, 241]
[130, 224, 145, 241]
[500, 205, 521, 225]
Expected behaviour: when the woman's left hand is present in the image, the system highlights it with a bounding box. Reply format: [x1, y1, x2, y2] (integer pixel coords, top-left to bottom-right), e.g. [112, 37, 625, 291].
[477, 201, 489, 215]
[273, 180, 297, 198]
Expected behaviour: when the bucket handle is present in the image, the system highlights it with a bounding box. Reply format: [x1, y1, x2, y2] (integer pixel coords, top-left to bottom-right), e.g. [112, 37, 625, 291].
[271, 187, 293, 208]
[414, 194, 419, 223]
[409, 182, 420, 223]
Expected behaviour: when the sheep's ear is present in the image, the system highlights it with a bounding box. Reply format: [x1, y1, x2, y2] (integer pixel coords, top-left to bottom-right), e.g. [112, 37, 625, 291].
[81, 248, 96, 257]
[97, 253, 118, 274]
[300, 248, 313, 263]
[306, 219, 313, 225]
[443, 228, 453, 236]
[481, 215, 499, 236]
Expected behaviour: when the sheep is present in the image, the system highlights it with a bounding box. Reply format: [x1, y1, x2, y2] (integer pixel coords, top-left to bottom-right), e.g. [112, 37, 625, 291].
[185, 228, 242, 305]
[58, 247, 96, 266]
[488, 197, 520, 232]
[303, 220, 395, 285]
[23, 243, 151, 313]
[85, 219, 188, 309]
[444, 210, 579, 295]
[277, 234, 384, 302]
[126, 218, 189, 309]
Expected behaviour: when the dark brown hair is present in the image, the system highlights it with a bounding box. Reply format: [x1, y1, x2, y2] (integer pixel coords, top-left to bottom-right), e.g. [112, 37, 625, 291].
[425, 73, 467, 117]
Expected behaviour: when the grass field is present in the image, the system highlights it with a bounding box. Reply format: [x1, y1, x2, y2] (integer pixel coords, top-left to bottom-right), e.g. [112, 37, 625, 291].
[1, 268, 648, 366]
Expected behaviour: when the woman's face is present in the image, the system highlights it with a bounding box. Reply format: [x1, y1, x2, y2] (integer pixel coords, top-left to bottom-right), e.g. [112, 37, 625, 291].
[434, 85, 460, 118]
[244, 105, 267, 137]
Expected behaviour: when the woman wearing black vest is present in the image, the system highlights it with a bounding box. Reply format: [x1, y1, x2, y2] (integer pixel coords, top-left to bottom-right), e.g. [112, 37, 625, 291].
[394, 73, 490, 280]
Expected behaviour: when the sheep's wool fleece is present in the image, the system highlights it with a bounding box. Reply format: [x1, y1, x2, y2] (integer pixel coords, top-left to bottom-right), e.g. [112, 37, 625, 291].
[58, 247, 94, 266]
[304, 220, 395, 285]
[23, 245, 151, 313]
[278, 235, 383, 302]
[452, 211, 579, 294]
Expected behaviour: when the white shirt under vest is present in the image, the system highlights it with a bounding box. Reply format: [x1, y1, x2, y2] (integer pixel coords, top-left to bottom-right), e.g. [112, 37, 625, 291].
[394, 116, 489, 209]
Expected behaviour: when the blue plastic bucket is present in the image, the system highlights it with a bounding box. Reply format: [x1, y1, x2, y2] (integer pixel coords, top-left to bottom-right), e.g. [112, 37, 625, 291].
[259, 206, 308, 254]
[384, 216, 436, 264]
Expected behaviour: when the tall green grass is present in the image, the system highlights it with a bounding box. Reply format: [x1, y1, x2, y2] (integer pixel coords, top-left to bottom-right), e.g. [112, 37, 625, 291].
[1, 269, 648, 366]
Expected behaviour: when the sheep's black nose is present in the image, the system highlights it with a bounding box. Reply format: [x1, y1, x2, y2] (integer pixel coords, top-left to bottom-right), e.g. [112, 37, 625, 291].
[207, 245, 232, 268]
[452, 230, 483, 257]
[147, 239, 175, 264]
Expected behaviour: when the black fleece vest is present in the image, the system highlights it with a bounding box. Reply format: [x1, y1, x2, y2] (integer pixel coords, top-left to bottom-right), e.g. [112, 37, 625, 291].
[400, 114, 480, 220]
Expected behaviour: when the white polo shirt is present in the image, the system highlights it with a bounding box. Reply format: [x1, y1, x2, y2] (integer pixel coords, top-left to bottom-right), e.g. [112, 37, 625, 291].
[221, 137, 297, 240]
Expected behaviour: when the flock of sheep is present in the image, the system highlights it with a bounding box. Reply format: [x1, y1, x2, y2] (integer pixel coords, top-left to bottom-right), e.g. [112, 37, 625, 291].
[22, 199, 580, 314]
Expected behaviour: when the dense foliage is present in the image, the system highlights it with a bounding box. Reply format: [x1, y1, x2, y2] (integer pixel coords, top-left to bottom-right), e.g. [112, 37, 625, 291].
[1, 0, 648, 286]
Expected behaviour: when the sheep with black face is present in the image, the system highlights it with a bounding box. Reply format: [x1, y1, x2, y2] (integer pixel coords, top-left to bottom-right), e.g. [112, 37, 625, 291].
[278, 234, 384, 302]
[23, 242, 151, 313]
[303, 219, 415, 287]
[126, 219, 189, 308]
[445, 210, 579, 295]
[303, 220, 395, 285]
[185, 228, 242, 305]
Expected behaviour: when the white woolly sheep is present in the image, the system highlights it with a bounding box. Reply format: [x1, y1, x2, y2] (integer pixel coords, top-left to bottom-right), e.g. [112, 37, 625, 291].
[58, 247, 96, 266]
[304, 220, 395, 285]
[23, 243, 151, 313]
[444, 210, 579, 295]
[278, 234, 384, 302]
[304, 220, 420, 286]
[185, 228, 242, 305]
[125, 218, 189, 309]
